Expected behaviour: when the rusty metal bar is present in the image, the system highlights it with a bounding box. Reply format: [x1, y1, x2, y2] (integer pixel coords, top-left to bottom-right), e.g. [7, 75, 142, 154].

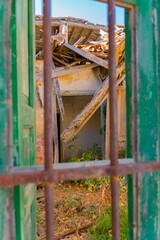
[108, 0, 120, 239]
[0, 160, 160, 187]
[44, 0, 53, 171]
[43, 0, 54, 239]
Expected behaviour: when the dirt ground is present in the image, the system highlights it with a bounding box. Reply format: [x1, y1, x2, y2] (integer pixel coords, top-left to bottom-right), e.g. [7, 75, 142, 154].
[37, 181, 127, 240]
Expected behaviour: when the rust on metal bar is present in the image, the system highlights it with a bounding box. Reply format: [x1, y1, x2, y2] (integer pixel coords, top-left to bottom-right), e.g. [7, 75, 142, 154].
[0, 160, 160, 187]
[44, 0, 53, 171]
[108, 0, 120, 239]
[43, 0, 54, 239]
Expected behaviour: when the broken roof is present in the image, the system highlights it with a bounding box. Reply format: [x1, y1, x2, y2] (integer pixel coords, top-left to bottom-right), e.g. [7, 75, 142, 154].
[36, 15, 109, 50]
[35, 16, 125, 144]
[36, 16, 125, 70]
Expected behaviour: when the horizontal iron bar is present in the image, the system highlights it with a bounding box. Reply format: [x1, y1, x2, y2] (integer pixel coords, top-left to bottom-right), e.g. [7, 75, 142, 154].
[0, 159, 160, 187]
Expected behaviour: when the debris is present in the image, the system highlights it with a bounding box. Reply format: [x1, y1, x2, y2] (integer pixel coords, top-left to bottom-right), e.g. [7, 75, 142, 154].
[52, 63, 65, 120]
[35, 16, 125, 161]
[55, 222, 92, 240]
[63, 42, 109, 68]
[61, 72, 125, 144]
[36, 16, 125, 68]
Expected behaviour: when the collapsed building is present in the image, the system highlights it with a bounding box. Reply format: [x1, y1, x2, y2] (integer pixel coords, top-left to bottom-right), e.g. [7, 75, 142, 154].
[35, 16, 125, 163]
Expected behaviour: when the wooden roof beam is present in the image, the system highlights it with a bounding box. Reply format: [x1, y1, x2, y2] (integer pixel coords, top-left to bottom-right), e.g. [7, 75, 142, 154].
[63, 42, 109, 68]
[68, 27, 76, 42]
[61, 72, 125, 144]
[83, 29, 94, 44]
[36, 62, 99, 79]
[77, 28, 85, 40]
[36, 20, 108, 31]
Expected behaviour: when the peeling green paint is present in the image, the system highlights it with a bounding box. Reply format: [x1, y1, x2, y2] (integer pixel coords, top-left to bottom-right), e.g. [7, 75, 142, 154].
[125, 7, 134, 240]
[0, 2, 9, 172]
[0, 189, 8, 239]
[136, 1, 160, 239]
[11, 0, 36, 239]
[126, 0, 160, 239]
[0, 2, 11, 239]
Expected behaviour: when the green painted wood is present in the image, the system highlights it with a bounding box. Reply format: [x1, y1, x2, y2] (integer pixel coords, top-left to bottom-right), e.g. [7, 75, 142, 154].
[125, 0, 160, 239]
[125, 8, 134, 240]
[0, 2, 9, 172]
[136, 1, 160, 239]
[11, 0, 36, 239]
[0, 2, 10, 239]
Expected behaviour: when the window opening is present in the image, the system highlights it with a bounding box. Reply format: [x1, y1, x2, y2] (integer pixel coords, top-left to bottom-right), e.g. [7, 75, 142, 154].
[2, 0, 160, 240]
[35, 0, 127, 239]
[36, 0, 126, 238]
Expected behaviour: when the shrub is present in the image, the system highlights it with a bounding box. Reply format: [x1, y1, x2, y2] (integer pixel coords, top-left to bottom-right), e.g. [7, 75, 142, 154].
[88, 205, 128, 240]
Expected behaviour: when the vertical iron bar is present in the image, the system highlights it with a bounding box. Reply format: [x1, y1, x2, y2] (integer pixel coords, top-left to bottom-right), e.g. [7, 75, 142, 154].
[108, 0, 120, 239]
[6, 0, 15, 239]
[43, 0, 54, 239]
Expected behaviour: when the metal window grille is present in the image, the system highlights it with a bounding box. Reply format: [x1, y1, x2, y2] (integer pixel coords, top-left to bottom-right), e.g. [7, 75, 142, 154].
[2, 0, 160, 239]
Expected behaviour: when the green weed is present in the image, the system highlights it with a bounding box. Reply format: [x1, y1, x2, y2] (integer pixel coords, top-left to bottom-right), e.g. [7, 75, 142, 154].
[88, 205, 128, 240]
[68, 142, 102, 162]
[79, 177, 110, 191]
[67, 138, 127, 192]
[66, 196, 83, 211]
[118, 145, 126, 158]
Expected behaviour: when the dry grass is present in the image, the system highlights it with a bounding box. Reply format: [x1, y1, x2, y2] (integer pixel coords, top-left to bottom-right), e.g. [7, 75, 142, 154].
[37, 179, 127, 240]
